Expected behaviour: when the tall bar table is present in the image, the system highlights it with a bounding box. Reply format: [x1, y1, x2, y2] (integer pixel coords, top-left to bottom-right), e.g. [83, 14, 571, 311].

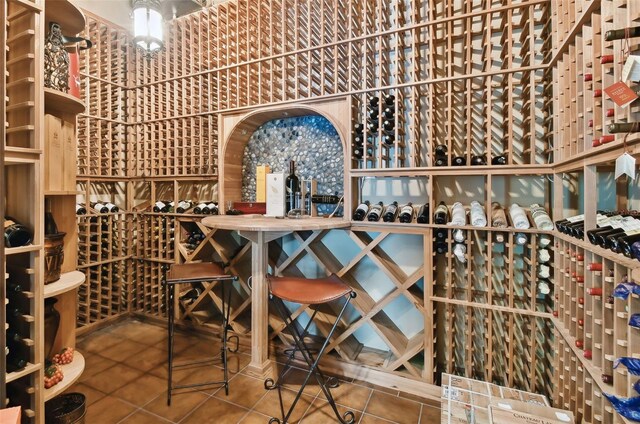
[201, 215, 350, 376]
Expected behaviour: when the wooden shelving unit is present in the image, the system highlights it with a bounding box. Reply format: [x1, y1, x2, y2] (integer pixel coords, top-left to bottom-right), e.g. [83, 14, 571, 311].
[2, 0, 44, 420]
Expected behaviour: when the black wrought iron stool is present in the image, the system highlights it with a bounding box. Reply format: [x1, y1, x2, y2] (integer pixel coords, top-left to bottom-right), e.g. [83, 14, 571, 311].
[264, 273, 357, 424]
[165, 262, 239, 406]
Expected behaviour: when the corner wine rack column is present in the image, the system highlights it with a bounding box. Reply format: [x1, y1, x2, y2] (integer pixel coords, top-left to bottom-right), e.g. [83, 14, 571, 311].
[3, 0, 44, 421]
[551, 0, 640, 422]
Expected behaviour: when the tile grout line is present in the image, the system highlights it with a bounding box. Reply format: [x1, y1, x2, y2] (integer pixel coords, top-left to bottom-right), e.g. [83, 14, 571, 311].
[418, 403, 424, 424]
[357, 389, 374, 424]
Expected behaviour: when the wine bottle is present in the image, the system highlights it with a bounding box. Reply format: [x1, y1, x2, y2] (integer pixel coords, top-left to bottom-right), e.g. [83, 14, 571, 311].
[587, 263, 603, 271]
[470, 154, 486, 166]
[383, 93, 395, 105]
[353, 134, 365, 145]
[587, 287, 603, 296]
[452, 229, 465, 243]
[105, 202, 119, 213]
[434, 228, 447, 241]
[354, 123, 364, 133]
[382, 201, 399, 222]
[91, 201, 109, 213]
[600, 54, 614, 64]
[605, 26, 640, 41]
[352, 201, 370, 221]
[555, 214, 584, 234]
[598, 216, 640, 248]
[4, 217, 33, 248]
[353, 145, 372, 159]
[285, 160, 300, 213]
[608, 122, 640, 133]
[193, 202, 210, 214]
[382, 119, 394, 132]
[152, 201, 165, 213]
[584, 73, 593, 82]
[179, 284, 203, 305]
[514, 232, 528, 246]
[398, 203, 414, 223]
[530, 204, 554, 231]
[538, 249, 551, 263]
[470, 201, 487, 227]
[367, 121, 379, 133]
[176, 200, 193, 213]
[367, 108, 379, 120]
[584, 350, 593, 360]
[587, 213, 625, 244]
[369, 96, 379, 108]
[76, 204, 87, 215]
[509, 204, 530, 229]
[434, 202, 449, 225]
[450, 202, 466, 226]
[602, 374, 613, 384]
[311, 195, 341, 204]
[434, 156, 448, 166]
[491, 202, 507, 228]
[6, 357, 26, 373]
[382, 106, 394, 120]
[452, 156, 466, 166]
[434, 144, 447, 157]
[619, 232, 640, 257]
[416, 203, 430, 224]
[434, 242, 448, 254]
[383, 134, 395, 145]
[205, 203, 216, 215]
[606, 108, 615, 117]
[366, 201, 384, 222]
[44, 212, 59, 235]
[452, 243, 466, 262]
[491, 155, 507, 165]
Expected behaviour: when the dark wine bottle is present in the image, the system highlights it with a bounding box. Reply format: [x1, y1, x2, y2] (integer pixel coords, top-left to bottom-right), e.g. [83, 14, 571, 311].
[207, 202, 219, 215]
[398, 203, 414, 223]
[608, 122, 640, 133]
[193, 202, 210, 214]
[434, 228, 447, 240]
[434, 144, 448, 157]
[470, 155, 486, 166]
[76, 204, 87, 215]
[105, 202, 119, 213]
[434, 156, 448, 166]
[354, 123, 364, 133]
[452, 156, 466, 166]
[382, 107, 394, 119]
[4, 217, 32, 248]
[383, 93, 395, 105]
[619, 233, 640, 257]
[6, 356, 27, 373]
[382, 119, 394, 132]
[369, 96, 379, 108]
[416, 203, 430, 224]
[605, 26, 640, 41]
[285, 160, 300, 213]
[152, 201, 167, 213]
[434, 242, 448, 254]
[434, 201, 448, 225]
[353, 145, 372, 159]
[352, 201, 370, 221]
[382, 201, 399, 222]
[311, 195, 341, 204]
[179, 284, 203, 305]
[44, 212, 58, 235]
[353, 134, 365, 145]
[367, 202, 384, 222]
[491, 155, 507, 165]
[383, 134, 395, 145]
[176, 200, 193, 213]
[631, 241, 640, 260]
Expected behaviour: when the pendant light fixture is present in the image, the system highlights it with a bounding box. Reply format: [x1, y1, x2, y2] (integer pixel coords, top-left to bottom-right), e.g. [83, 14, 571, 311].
[132, 0, 164, 57]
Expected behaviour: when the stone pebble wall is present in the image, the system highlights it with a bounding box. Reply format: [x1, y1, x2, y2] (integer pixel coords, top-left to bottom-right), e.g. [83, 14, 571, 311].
[241, 116, 344, 214]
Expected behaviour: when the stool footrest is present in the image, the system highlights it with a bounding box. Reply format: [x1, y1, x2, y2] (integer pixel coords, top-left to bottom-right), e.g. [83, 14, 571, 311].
[173, 358, 220, 369]
[171, 381, 227, 390]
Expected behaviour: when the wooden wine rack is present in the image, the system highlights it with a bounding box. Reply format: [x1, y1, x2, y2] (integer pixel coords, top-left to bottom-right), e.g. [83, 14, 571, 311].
[550, 0, 640, 422]
[2, 0, 44, 420]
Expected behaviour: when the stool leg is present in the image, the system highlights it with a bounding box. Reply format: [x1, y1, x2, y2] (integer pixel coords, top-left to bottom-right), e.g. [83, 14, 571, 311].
[167, 283, 174, 406]
[267, 293, 356, 424]
[221, 281, 230, 396]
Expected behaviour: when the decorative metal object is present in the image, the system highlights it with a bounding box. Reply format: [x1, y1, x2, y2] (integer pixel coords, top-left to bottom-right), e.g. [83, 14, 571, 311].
[44, 22, 69, 92]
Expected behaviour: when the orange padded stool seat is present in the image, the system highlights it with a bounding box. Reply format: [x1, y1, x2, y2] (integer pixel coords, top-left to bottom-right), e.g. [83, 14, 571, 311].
[265, 273, 356, 424]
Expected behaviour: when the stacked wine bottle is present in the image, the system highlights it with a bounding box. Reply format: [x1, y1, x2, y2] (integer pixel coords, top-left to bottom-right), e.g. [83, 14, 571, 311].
[433, 144, 507, 167]
[353, 92, 396, 160]
[558, 210, 640, 260]
[352, 200, 429, 224]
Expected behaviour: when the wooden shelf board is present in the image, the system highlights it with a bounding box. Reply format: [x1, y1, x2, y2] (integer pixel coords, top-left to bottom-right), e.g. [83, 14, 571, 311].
[44, 87, 85, 115]
[44, 0, 85, 35]
[350, 164, 553, 177]
[45, 190, 81, 196]
[6, 362, 40, 383]
[44, 351, 85, 401]
[555, 232, 640, 271]
[44, 271, 85, 298]
[5, 245, 43, 256]
[4, 146, 42, 165]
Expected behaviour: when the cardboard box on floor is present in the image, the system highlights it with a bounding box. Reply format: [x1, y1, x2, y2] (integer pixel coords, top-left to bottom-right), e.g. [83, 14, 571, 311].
[489, 399, 574, 424]
[440, 374, 557, 424]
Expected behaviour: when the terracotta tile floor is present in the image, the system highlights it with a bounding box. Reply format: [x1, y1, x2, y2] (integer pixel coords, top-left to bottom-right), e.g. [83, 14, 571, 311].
[65, 319, 440, 423]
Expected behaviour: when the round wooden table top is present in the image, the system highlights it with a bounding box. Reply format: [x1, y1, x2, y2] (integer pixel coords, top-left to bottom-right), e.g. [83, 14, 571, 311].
[201, 215, 351, 232]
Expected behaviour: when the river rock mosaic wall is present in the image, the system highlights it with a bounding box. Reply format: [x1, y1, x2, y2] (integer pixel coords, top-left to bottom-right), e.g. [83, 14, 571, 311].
[241, 116, 344, 214]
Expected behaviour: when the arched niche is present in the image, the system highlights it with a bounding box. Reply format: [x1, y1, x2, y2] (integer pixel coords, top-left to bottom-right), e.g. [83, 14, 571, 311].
[218, 96, 352, 214]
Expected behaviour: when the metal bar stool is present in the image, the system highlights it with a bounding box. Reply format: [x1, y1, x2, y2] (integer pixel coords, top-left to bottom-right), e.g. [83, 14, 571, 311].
[165, 262, 239, 406]
[264, 273, 357, 424]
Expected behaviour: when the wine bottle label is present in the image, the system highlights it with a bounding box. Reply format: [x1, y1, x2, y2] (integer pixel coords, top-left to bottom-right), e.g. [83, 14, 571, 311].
[435, 204, 448, 215]
[453, 229, 465, 243]
[356, 203, 369, 212]
[105, 203, 116, 210]
[450, 202, 466, 226]
[510, 204, 531, 230]
[195, 203, 207, 209]
[4, 220, 15, 228]
[566, 214, 585, 223]
[400, 205, 413, 215]
[154, 201, 166, 209]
